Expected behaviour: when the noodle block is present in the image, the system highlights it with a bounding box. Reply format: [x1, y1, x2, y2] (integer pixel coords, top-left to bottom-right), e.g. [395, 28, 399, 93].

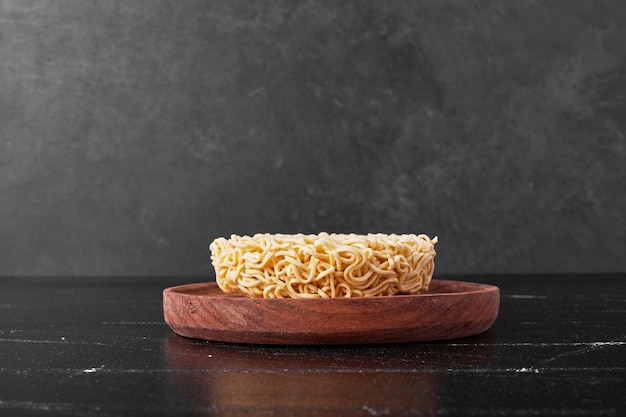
[209, 233, 437, 298]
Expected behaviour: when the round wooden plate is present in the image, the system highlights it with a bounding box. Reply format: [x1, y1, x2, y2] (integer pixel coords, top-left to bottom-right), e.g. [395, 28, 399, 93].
[163, 279, 499, 345]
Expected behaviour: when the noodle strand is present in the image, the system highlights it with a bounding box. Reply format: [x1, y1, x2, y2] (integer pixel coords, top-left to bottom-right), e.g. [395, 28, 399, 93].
[210, 233, 437, 298]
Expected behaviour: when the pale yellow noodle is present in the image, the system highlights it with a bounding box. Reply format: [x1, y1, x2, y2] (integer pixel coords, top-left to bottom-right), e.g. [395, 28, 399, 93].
[209, 233, 437, 299]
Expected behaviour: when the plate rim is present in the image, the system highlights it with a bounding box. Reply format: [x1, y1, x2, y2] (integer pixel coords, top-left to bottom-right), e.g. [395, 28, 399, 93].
[163, 279, 500, 345]
[163, 279, 499, 301]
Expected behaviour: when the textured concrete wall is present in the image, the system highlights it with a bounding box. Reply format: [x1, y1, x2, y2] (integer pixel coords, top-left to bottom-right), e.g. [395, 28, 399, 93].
[1, 0, 625, 277]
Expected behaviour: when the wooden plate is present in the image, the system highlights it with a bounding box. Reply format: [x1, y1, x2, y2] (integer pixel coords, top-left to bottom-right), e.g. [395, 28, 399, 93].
[163, 279, 499, 345]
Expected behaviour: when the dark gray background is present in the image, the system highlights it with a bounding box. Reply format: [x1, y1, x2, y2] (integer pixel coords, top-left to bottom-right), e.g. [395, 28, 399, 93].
[1, 0, 625, 278]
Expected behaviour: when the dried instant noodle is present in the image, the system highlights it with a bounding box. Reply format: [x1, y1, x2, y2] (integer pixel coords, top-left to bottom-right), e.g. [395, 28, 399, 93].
[209, 233, 438, 298]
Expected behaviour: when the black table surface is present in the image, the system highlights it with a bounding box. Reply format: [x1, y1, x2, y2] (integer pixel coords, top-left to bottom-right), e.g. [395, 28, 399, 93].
[1, 275, 624, 416]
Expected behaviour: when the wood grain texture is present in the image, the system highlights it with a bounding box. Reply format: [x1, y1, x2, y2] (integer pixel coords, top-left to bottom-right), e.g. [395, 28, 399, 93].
[163, 280, 499, 345]
[2, 275, 625, 416]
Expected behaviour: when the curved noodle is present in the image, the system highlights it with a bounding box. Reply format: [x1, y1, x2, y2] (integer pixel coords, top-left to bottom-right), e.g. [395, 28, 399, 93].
[209, 233, 438, 298]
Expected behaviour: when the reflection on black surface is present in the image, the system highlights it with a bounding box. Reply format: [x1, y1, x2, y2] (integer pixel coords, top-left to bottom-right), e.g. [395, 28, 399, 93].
[164, 333, 495, 415]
